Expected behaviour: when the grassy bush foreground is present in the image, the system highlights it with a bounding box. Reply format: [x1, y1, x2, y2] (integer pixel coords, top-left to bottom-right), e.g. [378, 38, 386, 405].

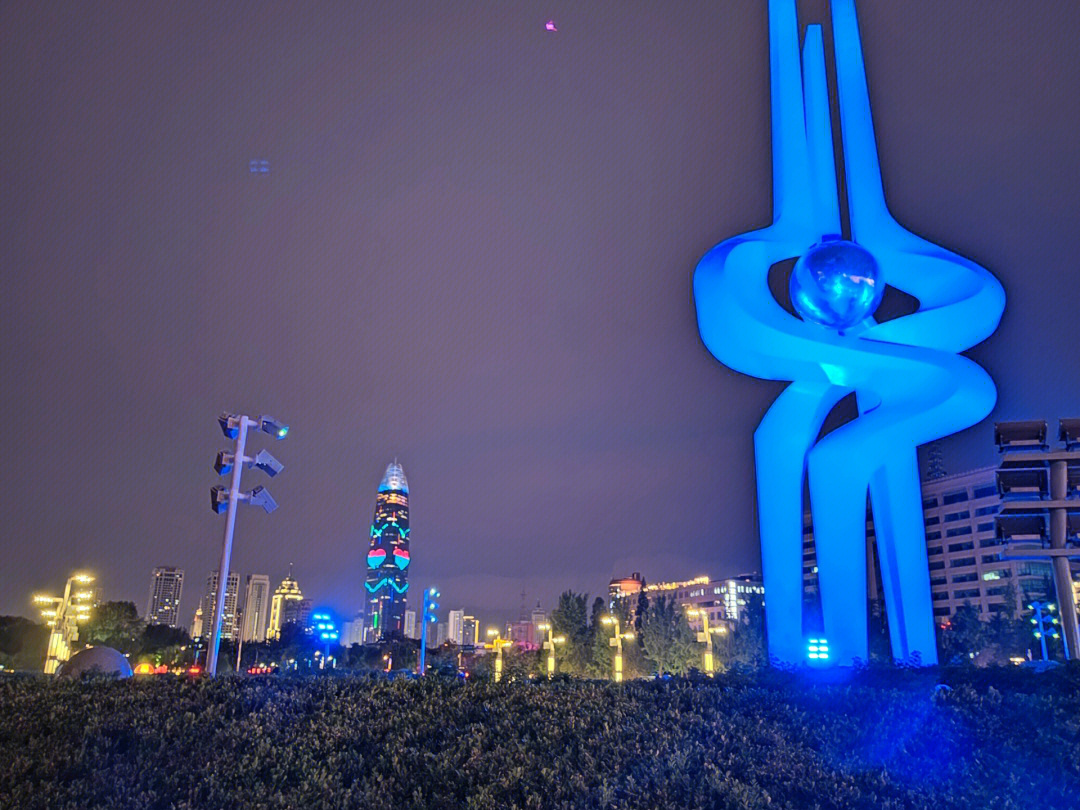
[1, 666, 1078, 810]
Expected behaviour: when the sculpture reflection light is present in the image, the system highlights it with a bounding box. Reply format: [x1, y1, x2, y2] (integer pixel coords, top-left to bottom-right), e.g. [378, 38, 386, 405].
[693, 0, 1004, 666]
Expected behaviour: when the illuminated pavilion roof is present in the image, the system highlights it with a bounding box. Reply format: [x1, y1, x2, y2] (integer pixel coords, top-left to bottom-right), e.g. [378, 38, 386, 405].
[378, 460, 409, 495]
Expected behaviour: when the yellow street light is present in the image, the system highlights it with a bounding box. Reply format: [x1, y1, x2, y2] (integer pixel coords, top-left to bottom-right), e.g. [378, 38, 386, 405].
[541, 624, 565, 678]
[484, 629, 512, 682]
[603, 614, 633, 682]
[685, 606, 718, 675]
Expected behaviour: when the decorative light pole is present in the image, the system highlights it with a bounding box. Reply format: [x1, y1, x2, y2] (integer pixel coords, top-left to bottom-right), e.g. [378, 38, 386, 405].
[1029, 601, 1060, 662]
[685, 608, 726, 675]
[207, 412, 287, 676]
[601, 614, 635, 682]
[538, 622, 565, 678]
[417, 587, 440, 675]
[34, 573, 95, 674]
[485, 629, 512, 682]
[312, 612, 339, 669]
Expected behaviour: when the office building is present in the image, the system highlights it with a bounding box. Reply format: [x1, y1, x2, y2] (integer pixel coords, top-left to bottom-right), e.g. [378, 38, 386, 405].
[240, 574, 271, 643]
[403, 609, 418, 640]
[643, 574, 764, 631]
[146, 567, 184, 627]
[199, 571, 240, 641]
[267, 566, 305, 640]
[447, 609, 465, 646]
[462, 615, 479, 647]
[365, 461, 411, 641]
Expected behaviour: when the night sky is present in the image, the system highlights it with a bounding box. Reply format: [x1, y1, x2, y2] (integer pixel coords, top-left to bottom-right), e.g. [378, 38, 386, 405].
[2, 1, 1078, 626]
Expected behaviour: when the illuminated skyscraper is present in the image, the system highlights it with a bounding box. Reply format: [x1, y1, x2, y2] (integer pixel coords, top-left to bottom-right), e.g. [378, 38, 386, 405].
[199, 571, 240, 641]
[364, 460, 410, 641]
[267, 565, 304, 640]
[146, 567, 184, 627]
[240, 574, 271, 642]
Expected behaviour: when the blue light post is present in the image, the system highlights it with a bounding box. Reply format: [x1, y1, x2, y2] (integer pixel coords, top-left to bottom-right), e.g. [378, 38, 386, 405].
[1029, 601, 1060, 662]
[417, 587, 439, 676]
[311, 612, 339, 668]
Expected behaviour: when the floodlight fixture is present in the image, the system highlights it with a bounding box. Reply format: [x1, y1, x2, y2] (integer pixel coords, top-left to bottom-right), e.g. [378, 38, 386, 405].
[214, 451, 234, 476]
[210, 485, 229, 514]
[250, 448, 283, 477]
[1059, 419, 1080, 450]
[994, 420, 1048, 452]
[258, 415, 289, 439]
[218, 413, 240, 439]
[247, 485, 278, 514]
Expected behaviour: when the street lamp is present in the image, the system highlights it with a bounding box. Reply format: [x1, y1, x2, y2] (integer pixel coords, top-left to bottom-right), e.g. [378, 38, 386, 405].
[685, 608, 725, 675]
[1029, 601, 1060, 662]
[485, 628, 512, 682]
[601, 614, 634, 682]
[312, 612, 339, 669]
[417, 587, 439, 675]
[207, 412, 287, 676]
[537, 622, 565, 678]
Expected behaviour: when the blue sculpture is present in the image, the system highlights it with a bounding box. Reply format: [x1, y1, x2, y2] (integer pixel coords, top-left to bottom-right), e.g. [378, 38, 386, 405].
[693, 0, 1004, 666]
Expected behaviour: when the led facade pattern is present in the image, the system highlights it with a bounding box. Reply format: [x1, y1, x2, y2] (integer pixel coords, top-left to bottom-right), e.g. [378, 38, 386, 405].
[365, 461, 410, 641]
[693, 0, 1005, 666]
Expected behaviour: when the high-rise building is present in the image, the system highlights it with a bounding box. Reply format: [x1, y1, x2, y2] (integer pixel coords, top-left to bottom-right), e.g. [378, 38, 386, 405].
[403, 609, 418, 640]
[447, 609, 465, 646]
[240, 574, 271, 643]
[462, 615, 479, 647]
[190, 606, 203, 638]
[267, 566, 305, 640]
[199, 571, 240, 641]
[436, 621, 448, 647]
[146, 567, 184, 627]
[364, 460, 411, 641]
[342, 610, 366, 646]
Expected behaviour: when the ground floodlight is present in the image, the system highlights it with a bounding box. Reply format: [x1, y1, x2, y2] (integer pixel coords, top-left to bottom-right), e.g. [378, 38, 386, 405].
[214, 451, 234, 476]
[258, 415, 289, 439]
[247, 485, 278, 514]
[250, 448, 284, 477]
[218, 413, 240, 439]
[210, 485, 229, 514]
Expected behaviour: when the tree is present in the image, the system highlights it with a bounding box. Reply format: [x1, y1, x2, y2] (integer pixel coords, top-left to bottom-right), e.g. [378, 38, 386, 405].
[0, 616, 49, 671]
[82, 601, 142, 653]
[725, 598, 768, 669]
[550, 591, 590, 675]
[640, 595, 697, 675]
[938, 602, 986, 664]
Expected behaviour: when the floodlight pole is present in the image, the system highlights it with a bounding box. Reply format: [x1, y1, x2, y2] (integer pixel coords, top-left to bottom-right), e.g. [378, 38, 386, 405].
[207, 416, 252, 676]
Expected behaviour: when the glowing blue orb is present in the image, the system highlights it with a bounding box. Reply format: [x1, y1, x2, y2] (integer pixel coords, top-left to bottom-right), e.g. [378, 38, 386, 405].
[790, 238, 883, 331]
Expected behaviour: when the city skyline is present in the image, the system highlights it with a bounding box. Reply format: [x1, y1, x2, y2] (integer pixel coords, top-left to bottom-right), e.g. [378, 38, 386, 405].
[3, 2, 1079, 621]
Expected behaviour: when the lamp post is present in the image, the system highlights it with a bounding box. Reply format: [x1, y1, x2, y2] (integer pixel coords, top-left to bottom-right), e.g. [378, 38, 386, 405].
[207, 412, 287, 676]
[538, 622, 565, 678]
[685, 608, 725, 675]
[34, 572, 95, 674]
[601, 614, 634, 682]
[1029, 600, 1060, 662]
[417, 587, 440, 675]
[485, 629, 512, 682]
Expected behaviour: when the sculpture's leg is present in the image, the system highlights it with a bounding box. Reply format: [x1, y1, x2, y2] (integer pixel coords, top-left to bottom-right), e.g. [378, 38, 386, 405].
[807, 426, 874, 667]
[867, 448, 938, 665]
[755, 380, 848, 665]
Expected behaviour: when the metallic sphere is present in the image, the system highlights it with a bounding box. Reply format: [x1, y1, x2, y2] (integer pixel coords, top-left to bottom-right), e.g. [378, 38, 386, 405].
[790, 238, 883, 331]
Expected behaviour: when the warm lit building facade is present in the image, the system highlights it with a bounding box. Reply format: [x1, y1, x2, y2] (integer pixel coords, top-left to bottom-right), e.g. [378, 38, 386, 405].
[364, 461, 411, 641]
[240, 574, 271, 642]
[642, 574, 765, 631]
[146, 567, 184, 627]
[267, 567, 305, 640]
[608, 572, 645, 607]
[199, 571, 240, 641]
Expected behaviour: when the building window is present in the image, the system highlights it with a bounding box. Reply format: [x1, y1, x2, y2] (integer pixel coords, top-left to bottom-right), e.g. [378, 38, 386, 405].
[929, 561, 946, 571]
[979, 537, 1000, 548]
[985, 586, 1009, 597]
[930, 576, 947, 586]
[976, 522, 995, 534]
[927, 531, 942, 541]
[944, 511, 971, 523]
[932, 592, 949, 601]
[950, 557, 976, 568]
[953, 588, 980, 599]
[951, 572, 978, 583]
[981, 555, 1000, 564]
[923, 497, 939, 509]
[933, 607, 950, 616]
[947, 541, 975, 553]
[943, 491, 969, 505]
[925, 515, 941, 526]
[975, 505, 999, 516]
[946, 526, 973, 538]
[973, 485, 997, 499]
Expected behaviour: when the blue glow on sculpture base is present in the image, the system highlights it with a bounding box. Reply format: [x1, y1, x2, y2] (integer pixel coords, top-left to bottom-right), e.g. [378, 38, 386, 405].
[692, 0, 1004, 667]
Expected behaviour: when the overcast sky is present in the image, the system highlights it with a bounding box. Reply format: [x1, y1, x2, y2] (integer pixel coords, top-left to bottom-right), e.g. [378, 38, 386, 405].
[2, 1, 1078, 627]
